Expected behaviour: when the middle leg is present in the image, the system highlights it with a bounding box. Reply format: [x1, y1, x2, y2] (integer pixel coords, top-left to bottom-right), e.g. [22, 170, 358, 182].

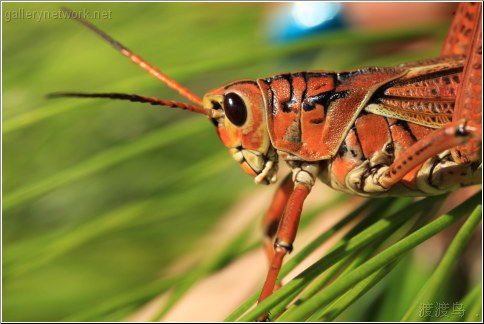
[257, 163, 319, 321]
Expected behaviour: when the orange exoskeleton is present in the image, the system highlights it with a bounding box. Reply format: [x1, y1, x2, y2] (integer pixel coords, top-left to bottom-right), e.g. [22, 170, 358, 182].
[50, 3, 482, 321]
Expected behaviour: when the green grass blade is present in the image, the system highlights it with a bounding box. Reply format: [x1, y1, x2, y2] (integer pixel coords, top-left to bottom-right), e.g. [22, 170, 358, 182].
[3, 118, 205, 211]
[308, 202, 442, 322]
[4, 150, 230, 278]
[62, 276, 181, 321]
[311, 259, 399, 321]
[462, 284, 482, 322]
[276, 193, 480, 321]
[235, 196, 441, 321]
[401, 202, 483, 321]
[224, 198, 376, 321]
[150, 220, 256, 321]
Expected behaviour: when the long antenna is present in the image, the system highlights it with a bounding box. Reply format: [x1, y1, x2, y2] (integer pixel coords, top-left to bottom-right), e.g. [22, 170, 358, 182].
[47, 92, 208, 115]
[61, 7, 203, 107]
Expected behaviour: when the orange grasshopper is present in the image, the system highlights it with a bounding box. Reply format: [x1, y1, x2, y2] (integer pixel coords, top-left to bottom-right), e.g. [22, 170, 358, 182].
[50, 3, 482, 320]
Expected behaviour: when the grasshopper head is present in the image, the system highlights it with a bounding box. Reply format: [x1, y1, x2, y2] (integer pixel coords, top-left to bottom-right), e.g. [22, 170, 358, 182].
[204, 81, 278, 185]
[48, 9, 278, 184]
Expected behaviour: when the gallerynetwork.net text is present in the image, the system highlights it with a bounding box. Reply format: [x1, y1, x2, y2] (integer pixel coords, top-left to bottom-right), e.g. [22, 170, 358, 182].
[4, 8, 112, 23]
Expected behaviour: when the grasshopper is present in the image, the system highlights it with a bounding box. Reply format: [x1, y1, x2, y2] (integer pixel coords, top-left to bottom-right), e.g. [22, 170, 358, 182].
[50, 3, 481, 320]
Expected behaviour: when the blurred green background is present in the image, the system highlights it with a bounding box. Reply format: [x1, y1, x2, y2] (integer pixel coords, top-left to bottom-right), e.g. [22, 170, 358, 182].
[4, 2, 477, 322]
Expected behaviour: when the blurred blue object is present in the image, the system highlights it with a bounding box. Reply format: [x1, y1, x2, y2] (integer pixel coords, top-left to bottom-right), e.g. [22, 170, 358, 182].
[267, 2, 345, 43]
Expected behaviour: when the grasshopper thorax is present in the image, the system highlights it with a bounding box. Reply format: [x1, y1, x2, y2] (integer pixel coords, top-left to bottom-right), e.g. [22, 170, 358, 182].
[203, 80, 278, 185]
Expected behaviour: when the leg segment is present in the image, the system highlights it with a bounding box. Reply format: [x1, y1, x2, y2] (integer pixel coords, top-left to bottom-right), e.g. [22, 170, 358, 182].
[451, 3, 482, 163]
[442, 3, 482, 163]
[441, 3, 481, 56]
[257, 164, 318, 321]
[378, 120, 475, 189]
[262, 173, 293, 264]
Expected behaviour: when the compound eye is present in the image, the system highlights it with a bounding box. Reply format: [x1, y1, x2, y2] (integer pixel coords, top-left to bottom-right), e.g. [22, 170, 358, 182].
[223, 92, 247, 126]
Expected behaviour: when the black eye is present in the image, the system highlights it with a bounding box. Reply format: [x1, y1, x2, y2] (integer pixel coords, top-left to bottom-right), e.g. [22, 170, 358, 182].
[223, 92, 247, 126]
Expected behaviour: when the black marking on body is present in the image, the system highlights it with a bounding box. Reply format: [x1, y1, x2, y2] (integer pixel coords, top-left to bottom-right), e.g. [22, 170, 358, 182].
[211, 100, 222, 110]
[209, 100, 223, 127]
[301, 73, 309, 111]
[282, 74, 296, 113]
[262, 74, 291, 83]
[395, 120, 418, 142]
[350, 124, 365, 161]
[265, 71, 339, 113]
[264, 74, 300, 115]
[321, 90, 350, 109]
[431, 103, 439, 113]
[359, 164, 383, 192]
[380, 66, 464, 92]
[269, 81, 277, 117]
[302, 102, 315, 111]
[338, 140, 348, 157]
[336, 67, 388, 86]
[304, 90, 350, 113]
[265, 71, 335, 86]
